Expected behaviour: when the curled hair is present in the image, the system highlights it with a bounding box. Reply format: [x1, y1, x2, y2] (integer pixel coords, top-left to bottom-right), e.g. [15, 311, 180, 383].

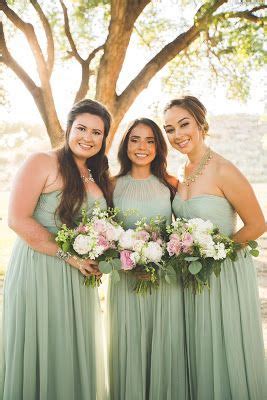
[56, 99, 113, 226]
[117, 118, 176, 200]
[164, 96, 209, 135]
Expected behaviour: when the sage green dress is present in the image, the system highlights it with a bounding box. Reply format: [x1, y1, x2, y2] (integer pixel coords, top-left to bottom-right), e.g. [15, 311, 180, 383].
[107, 174, 189, 400]
[0, 191, 107, 400]
[172, 193, 266, 400]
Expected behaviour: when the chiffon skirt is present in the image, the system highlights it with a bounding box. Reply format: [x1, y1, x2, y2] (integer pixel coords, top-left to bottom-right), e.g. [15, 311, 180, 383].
[107, 272, 189, 400]
[0, 238, 107, 400]
[184, 249, 266, 400]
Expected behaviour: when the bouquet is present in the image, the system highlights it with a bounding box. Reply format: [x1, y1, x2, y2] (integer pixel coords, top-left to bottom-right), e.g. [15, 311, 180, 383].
[56, 207, 124, 287]
[165, 217, 259, 293]
[118, 216, 168, 294]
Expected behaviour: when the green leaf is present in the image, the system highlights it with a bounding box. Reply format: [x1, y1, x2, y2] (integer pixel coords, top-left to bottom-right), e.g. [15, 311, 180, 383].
[111, 258, 122, 270]
[248, 240, 258, 249]
[188, 261, 202, 275]
[165, 274, 171, 284]
[62, 242, 70, 252]
[250, 249, 259, 257]
[213, 261, 221, 277]
[184, 256, 199, 262]
[99, 260, 112, 274]
[111, 269, 120, 283]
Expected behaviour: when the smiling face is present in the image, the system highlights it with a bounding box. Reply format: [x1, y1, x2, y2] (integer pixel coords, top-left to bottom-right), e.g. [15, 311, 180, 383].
[127, 123, 156, 168]
[164, 106, 204, 154]
[68, 113, 105, 162]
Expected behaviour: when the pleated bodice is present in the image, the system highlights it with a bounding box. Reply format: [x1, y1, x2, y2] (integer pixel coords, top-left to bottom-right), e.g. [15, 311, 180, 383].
[33, 191, 107, 234]
[113, 174, 172, 228]
[172, 193, 236, 236]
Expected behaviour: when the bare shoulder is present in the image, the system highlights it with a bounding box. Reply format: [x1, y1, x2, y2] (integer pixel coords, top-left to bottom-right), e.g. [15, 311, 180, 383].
[166, 174, 179, 188]
[215, 153, 247, 183]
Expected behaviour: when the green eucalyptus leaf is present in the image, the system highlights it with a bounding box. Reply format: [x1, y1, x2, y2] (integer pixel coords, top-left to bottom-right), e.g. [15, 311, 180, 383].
[250, 249, 259, 257]
[184, 256, 199, 262]
[111, 258, 122, 270]
[99, 260, 112, 274]
[188, 261, 202, 275]
[111, 269, 120, 283]
[248, 240, 258, 249]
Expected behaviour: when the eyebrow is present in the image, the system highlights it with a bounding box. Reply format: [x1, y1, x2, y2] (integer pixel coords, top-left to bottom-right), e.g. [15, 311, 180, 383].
[130, 135, 155, 139]
[75, 123, 103, 132]
[164, 117, 190, 129]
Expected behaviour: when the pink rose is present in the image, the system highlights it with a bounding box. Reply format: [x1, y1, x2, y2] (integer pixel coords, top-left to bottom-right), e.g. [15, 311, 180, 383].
[135, 230, 150, 242]
[120, 250, 135, 270]
[170, 233, 180, 241]
[181, 233, 193, 253]
[167, 238, 181, 256]
[97, 235, 110, 250]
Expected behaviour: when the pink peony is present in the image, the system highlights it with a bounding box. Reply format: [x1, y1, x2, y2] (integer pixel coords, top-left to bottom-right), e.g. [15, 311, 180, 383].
[93, 220, 106, 234]
[135, 230, 150, 242]
[120, 250, 135, 270]
[167, 238, 181, 256]
[151, 231, 159, 241]
[97, 235, 110, 250]
[75, 225, 88, 234]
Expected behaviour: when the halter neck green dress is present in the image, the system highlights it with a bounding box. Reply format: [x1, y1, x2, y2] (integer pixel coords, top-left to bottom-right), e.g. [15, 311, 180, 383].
[172, 193, 266, 400]
[107, 174, 189, 400]
[0, 191, 107, 400]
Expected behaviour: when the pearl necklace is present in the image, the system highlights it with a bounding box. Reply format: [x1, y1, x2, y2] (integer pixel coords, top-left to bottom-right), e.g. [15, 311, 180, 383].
[81, 168, 95, 183]
[182, 147, 212, 186]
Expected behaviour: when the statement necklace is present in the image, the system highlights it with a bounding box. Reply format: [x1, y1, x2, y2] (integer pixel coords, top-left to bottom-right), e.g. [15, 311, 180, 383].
[182, 147, 212, 186]
[81, 168, 95, 184]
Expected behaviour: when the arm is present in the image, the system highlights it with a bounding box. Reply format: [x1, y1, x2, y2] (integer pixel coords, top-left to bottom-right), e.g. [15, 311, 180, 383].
[218, 161, 266, 244]
[8, 152, 100, 275]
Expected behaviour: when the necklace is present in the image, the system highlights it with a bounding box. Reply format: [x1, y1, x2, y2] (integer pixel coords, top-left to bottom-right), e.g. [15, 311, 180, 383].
[182, 147, 212, 186]
[81, 168, 95, 184]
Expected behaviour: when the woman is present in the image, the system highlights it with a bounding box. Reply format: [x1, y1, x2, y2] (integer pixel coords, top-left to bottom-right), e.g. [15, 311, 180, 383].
[107, 118, 189, 400]
[164, 95, 266, 400]
[0, 99, 112, 400]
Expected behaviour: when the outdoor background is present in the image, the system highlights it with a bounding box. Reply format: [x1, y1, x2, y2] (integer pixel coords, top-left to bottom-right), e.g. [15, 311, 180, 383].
[0, 0, 266, 351]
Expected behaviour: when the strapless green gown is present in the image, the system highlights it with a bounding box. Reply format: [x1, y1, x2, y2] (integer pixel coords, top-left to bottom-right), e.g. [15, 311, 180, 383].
[0, 191, 107, 400]
[107, 175, 189, 400]
[172, 194, 266, 400]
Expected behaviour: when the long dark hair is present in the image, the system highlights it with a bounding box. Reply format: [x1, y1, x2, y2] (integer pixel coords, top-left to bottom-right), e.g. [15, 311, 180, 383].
[117, 118, 176, 200]
[164, 96, 209, 136]
[56, 99, 112, 226]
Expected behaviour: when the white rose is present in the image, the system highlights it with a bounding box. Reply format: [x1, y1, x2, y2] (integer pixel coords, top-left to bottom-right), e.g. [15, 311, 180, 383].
[119, 229, 136, 250]
[107, 224, 124, 242]
[142, 242, 163, 263]
[73, 234, 93, 255]
[132, 239, 146, 252]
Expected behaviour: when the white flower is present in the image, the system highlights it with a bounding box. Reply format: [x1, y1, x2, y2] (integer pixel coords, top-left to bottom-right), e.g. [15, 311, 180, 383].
[130, 251, 140, 264]
[142, 242, 163, 263]
[132, 239, 146, 252]
[119, 229, 136, 250]
[214, 243, 227, 260]
[105, 223, 124, 242]
[73, 234, 94, 255]
[188, 218, 214, 234]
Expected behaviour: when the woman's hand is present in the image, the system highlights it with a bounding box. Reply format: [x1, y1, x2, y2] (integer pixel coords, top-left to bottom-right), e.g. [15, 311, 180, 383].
[68, 256, 102, 278]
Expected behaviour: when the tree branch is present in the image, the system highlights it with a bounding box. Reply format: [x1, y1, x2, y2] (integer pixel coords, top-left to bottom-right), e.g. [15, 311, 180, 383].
[96, 0, 151, 103]
[0, 0, 50, 87]
[0, 21, 47, 123]
[60, 0, 84, 64]
[30, 0, 55, 77]
[215, 5, 267, 24]
[86, 44, 104, 64]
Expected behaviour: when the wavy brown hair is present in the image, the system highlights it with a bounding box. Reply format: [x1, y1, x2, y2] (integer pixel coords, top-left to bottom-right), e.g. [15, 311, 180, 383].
[117, 118, 176, 200]
[56, 99, 112, 226]
[164, 96, 209, 136]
